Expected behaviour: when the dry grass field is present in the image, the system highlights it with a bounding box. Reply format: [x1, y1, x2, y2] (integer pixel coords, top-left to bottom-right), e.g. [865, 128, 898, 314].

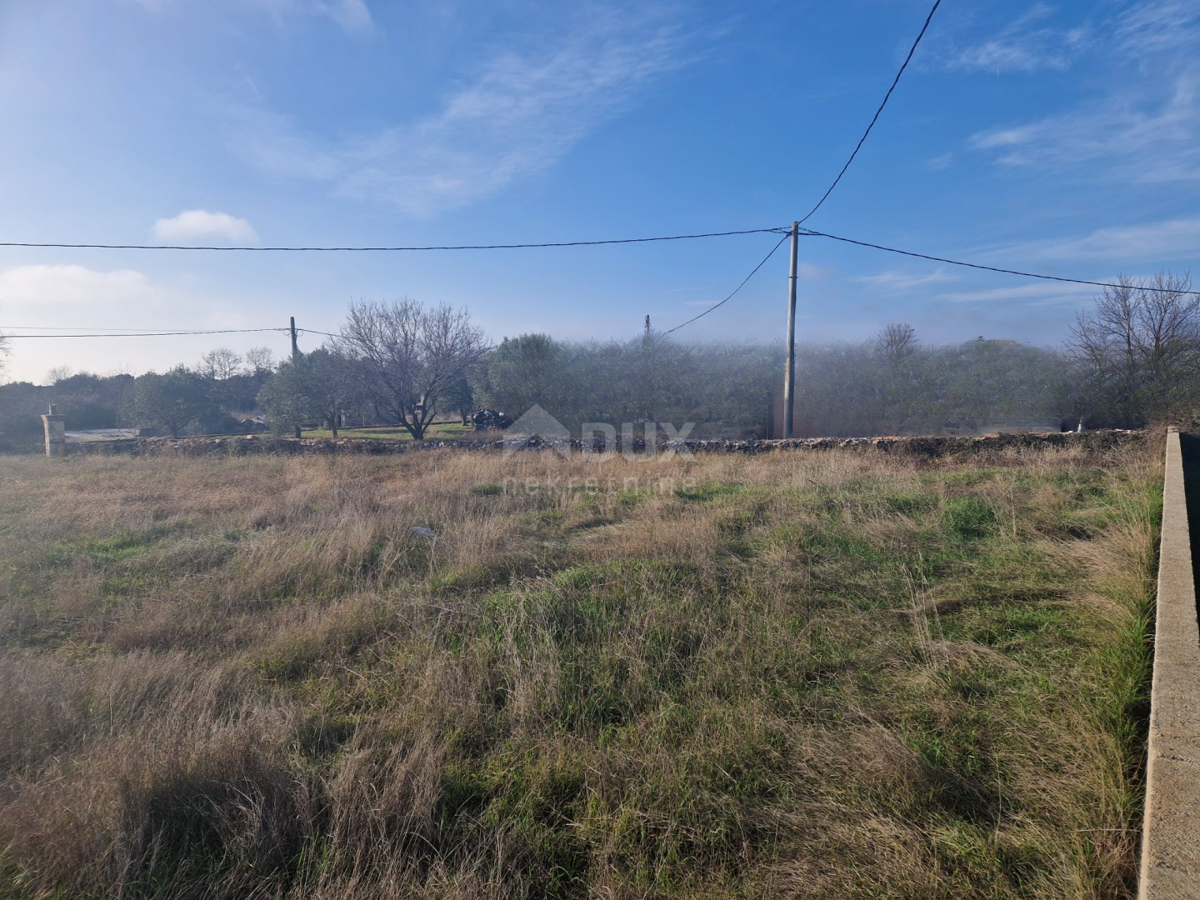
[0, 439, 1160, 899]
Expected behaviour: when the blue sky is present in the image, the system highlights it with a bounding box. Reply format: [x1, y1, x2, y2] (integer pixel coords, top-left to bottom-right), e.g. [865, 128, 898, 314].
[2, 0, 1199, 383]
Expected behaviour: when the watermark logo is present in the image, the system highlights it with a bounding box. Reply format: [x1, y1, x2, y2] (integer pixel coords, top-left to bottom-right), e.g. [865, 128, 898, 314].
[502, 406, 695, 460]
[580, 422, 694, 460]
[503, 404, 572, 458]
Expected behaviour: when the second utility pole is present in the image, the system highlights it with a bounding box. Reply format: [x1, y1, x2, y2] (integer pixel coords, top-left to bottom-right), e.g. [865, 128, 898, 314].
[290, 316, 301, 439]
[782, 221, 799, 439]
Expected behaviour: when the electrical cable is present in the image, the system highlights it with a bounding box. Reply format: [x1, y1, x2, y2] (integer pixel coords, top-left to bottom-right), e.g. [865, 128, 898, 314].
[798, 227, 1200, 296]
[664, 232, 792, 334]
[0, 227, 787, 253]
[0, 328, 290, 339]
[7, 222, 1198, 343]
[797, 0, 942, 225]
[0, 328, 283, 336]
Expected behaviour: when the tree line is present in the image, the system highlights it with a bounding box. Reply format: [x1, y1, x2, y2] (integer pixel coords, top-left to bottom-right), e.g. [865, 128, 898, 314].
[1, 272, 1196, 451]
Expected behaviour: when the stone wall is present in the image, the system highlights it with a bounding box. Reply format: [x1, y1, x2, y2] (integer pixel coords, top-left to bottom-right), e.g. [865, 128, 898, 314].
[66, 429, 1142, 459]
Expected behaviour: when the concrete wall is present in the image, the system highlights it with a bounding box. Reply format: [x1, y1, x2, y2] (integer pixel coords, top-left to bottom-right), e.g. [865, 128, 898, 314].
[41, 412, 66, 457]
[1139, 428, 1200, 897]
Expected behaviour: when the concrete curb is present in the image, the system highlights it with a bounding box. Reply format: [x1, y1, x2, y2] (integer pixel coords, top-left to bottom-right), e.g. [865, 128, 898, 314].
[1139, 429, 1200, 898]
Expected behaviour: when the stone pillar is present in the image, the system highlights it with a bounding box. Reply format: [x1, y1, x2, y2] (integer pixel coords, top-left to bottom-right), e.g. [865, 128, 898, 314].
[41, 404, 66, 457]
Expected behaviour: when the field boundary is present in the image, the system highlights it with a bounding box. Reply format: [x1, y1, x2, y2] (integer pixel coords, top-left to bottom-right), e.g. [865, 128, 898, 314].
[62, 429, 1140, 458]
[1139, 428, 1200, 898]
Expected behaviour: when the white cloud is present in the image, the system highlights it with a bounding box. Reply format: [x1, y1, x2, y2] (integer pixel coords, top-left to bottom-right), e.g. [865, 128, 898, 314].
[324, 0, 370, 32]
[965, 3, 1200, 183]
[935, 281, 1096, 303]
[152, 210, 259, 244]
[926, 152, 954, 171]
[1116, 0, 1200, 57]
[997, 217, 1200, 262]
[0, 264, 154, 307]
[256, 0, 372, 33]
[971, 127, 1034, 151]
[0, 265, 276, 382]
[131, 0, 372, 34]
[853, 268, 956, 292]
[225, 11, 693, 216]
[938, 4, 1090, 74]
[798, 262, 832, 281]
[968, 71, 1200, 182]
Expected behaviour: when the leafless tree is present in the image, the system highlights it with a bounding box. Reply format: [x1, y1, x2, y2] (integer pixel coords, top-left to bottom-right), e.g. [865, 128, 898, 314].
[0, 332, 8, 380]
[199, 348, 244, 381]
[337, 299, 488, 439]
[244, 346, 275, 375]
[874, 323, 919, 366]
[44, 366, 73, 385]
[869, 323, 924, 432]
[1069, 272, 1200, 424]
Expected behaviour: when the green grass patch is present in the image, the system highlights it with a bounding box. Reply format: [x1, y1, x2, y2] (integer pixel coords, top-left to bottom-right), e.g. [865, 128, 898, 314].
[301, 423, 473, 441]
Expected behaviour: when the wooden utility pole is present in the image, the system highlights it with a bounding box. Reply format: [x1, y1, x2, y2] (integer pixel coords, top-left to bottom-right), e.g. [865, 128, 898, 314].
[782, 221, 799, 438]
[645, 314, 651, 338]
[290, 316, 301, 439]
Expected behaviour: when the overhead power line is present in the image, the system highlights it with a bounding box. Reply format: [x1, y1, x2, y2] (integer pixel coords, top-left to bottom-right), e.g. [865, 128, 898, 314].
[6, 224, 1197, 344]
[798, 227, 1200, 297]
[797, 0, 942, 226]
[0, 328, 290, 339]
[0, 227, 786, 253]
[0, 328, 201, 336]
[664, 232, 792, 335]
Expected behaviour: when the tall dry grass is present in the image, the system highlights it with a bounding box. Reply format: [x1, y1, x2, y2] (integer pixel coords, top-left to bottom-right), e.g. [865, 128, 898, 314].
[0, 438, 1160, 898]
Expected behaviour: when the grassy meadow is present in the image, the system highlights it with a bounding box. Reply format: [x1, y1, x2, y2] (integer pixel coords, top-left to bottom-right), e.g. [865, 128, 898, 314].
[0, 440, 1160, 899]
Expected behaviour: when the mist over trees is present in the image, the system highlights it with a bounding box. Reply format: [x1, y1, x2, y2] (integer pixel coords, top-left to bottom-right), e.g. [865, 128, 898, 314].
[470, 333, 1071, 438]
[3, 274, 1200, 451]
[473, 335, 780, 436]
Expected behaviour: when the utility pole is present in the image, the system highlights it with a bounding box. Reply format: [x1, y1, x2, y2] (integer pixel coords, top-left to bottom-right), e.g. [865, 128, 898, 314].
[289, 316, 301, 439]
[782, 221, 799, 439]
[645, 314, 651, 338]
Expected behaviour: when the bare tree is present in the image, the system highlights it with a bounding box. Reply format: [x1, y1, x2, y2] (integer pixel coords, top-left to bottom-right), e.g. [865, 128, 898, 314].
[337, 299, 488, 439]
[244, 346, 275, 375]
[199, 348, 244, 381]
[1070, 272, 1200, 424]
[0, 332, 9, 380]
[869, 324, 923, 433]
[44, 365, 73, 385]
[874, 323, 919, 367]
